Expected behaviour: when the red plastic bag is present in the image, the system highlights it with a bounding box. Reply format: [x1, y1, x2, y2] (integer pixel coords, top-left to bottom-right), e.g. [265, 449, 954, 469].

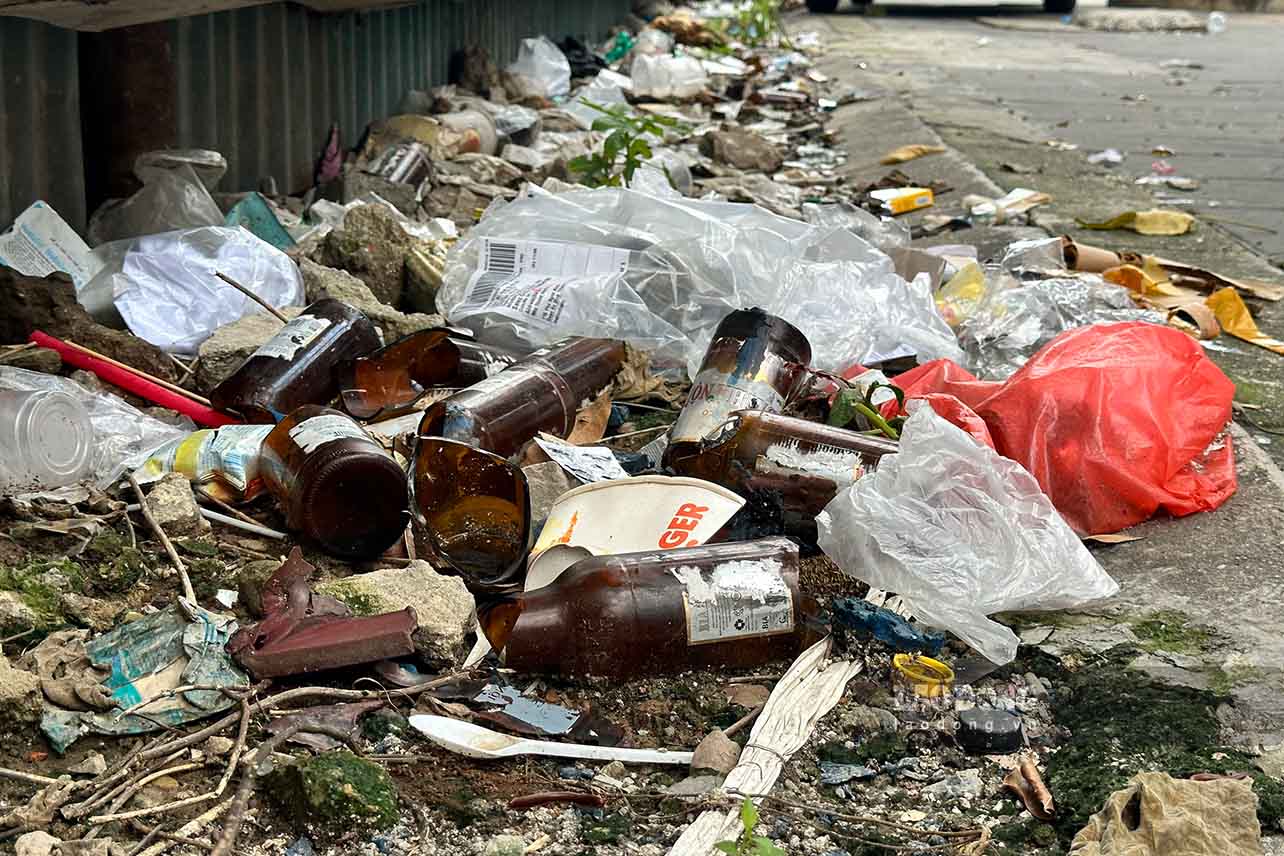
[891, 323, 1236, 535]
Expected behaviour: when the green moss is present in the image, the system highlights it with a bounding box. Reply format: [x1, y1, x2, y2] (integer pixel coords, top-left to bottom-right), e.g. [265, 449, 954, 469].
[174, 538, 220, 558]
[319, 581, 383, 617]
[1129, 610, 1215, 654]
[581, 812, 631, 844]
[361, 711, 408, 742]
[1026, 646, 1283, 843]
[265, 750, 399, 838]
[80, 532, 148, 595]
[992, 818, 1061, 852]
[1207, 663, 1263, 695]
[0, 559, 82, 631]
[818, 732, 908, 766]
[187, 558, 230, 602]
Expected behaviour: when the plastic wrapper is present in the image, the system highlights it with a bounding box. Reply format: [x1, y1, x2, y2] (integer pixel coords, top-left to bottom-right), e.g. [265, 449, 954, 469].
[565, 70, 632, 130]
[0, 367, 190, 488]
[506, 36, 571, 99]
[135, 425, 274, 502]
[632, 28, 675, 57]
[630, 54, 708, 99]
[437, 185, 963, 377]
[892, 322, 1237, 535]
[817, 404, 1120, 665]
[87, 150, 229, 247]
[802, 202, 910, 251]
[958, 272, 1163, 380]
[81, 226, 305, 354]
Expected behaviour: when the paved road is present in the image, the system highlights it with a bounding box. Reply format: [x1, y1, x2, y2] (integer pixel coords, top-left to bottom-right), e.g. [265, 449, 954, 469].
[806, 7, 1284, 261]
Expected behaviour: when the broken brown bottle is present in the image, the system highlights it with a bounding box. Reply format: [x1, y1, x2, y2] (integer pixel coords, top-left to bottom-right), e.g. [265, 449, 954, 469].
[336, 328, 520, 420]
[479, 537, 822, 679]
[261, 405, 409, 559]
[410, 437, 530, 595]
[667, 410, 899, 517]
[662, 309, 812, 469]
[417, 337, 626, 458]
[211, 298, 381, 423]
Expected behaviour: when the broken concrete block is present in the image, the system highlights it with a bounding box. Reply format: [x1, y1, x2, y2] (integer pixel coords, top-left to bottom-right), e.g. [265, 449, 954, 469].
[196, 307, 303, 392]
[299, 259, 444, 340]
[145, 473, 210, 538]
[436, 153, 524, 188]
[14, 831, 60, 856]
[317, 562, 475, 668]
[318, 205, 415, 307]
[0, 654, 44, 725]
[698, 129, 785, 173]
[265, 750, 399, 839]
[0, 591, 40, 636]
[337, 169, 418, 217]
[59, 593, 123, 633]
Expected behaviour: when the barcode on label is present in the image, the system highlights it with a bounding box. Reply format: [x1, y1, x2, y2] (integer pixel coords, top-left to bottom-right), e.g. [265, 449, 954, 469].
[484, 241, 518, 275]
[462, 271, 511, 311]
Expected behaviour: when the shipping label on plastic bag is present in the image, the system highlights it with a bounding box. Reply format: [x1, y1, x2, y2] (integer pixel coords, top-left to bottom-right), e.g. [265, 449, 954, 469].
[673, 559, 794, 645]
[453, 238, 631, 329]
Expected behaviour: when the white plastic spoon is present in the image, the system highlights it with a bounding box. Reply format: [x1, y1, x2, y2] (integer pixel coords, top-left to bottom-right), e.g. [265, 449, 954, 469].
[409, 714, 694, 765]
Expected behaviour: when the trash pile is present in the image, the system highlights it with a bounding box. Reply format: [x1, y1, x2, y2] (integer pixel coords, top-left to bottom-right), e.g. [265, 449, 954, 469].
[0, 3, 1281, 855]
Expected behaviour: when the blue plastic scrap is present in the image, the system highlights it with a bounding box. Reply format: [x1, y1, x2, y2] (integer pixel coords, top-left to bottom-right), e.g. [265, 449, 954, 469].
[830, 597, 945, 656]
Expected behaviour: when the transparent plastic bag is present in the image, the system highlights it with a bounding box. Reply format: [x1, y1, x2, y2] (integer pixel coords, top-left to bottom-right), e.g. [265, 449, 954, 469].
[565, 70, 632, 130]
[0, 367, 190, 488]
[506, 36, 571, 99]
[81, 227, 304, 354]
[630, 54, 708, 99]
[816, 403, 1119, 665]
[802, 202, 910, 251]
[959, 271, 1163, 380]
[438, 185, 963, 377]
[87, 150, 229, 247]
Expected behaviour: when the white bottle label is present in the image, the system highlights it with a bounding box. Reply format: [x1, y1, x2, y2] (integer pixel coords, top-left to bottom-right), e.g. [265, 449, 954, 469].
[673, 558, 795, 645]
[251, 315, 332, 361]
[289, 414, 370, 455]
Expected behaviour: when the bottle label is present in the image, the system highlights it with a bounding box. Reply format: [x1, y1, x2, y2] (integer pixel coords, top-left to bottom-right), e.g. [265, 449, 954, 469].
[289, 414, 370, 455]
[250, 314, 332, 361]
[673, 559, 794, 645]
[670, 363, 788, 444]
[453, 238, 630, 329]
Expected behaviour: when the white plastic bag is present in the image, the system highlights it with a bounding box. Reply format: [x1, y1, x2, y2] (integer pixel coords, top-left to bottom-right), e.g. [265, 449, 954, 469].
[81, 227, 304, 355]
[565, 70, 633, 130]
[630, 54, 708, 99]
[0, 367, 190, 489]
[87, 150, 229, 247]
[506, 37, 571, 99]
[438, 185, 963, 376]
[816, 404, 1119, 665]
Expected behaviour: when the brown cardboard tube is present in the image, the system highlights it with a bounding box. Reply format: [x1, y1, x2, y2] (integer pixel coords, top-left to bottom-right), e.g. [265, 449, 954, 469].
[1062, 237, 1122, 273]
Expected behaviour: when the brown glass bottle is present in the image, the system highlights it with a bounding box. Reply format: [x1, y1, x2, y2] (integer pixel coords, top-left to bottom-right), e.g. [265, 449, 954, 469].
[261, 405, 409, 559]
[417, 338, 626, 457]
[663, 309, 812, 470]
[479, 537, 819, 679]
[667, 410, 899, 516]
[211, 299, 382, 423]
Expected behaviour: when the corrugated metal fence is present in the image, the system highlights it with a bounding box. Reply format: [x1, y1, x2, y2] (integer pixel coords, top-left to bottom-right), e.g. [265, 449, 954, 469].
[1, 0, 629, 233]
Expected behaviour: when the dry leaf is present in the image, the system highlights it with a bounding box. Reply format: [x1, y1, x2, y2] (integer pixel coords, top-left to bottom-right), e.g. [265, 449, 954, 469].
[1077, 209, 1194, 236]
[566, 391, 613, 444]
[1206, 287, 1284, 356]
[880, 144, 946, 165]
[1004, 755, 1055, 821]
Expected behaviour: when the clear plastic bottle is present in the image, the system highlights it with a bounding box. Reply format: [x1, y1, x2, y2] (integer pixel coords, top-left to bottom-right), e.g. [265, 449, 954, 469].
[260, 405, 408, 559]
[479, 537, 821, 679]
[0, 389, 94, 493]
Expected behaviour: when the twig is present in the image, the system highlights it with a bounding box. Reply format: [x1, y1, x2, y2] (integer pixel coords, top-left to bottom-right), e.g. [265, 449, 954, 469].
[722, 705, 763, 739]
[125, 474, 196, 602]
[123, 506, 137, 548]
[215, 272, 289, 323]
[64, 340, 213, 407]
[0, 766, 62, 786]
[136, 798, 231, 856]
[194, 488, 263, 527]
[124, 823, 163, 856]
[87, 762, 208, 825]
[129, 821, 215, 853]
[750, 793, 983, 840]
[0, 342, 39, 363]
[0, 628, 35, 645]
[141, 672, 471, 761]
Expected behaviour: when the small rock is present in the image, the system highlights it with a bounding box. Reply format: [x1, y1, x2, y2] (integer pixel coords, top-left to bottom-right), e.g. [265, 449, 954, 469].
[483, 834, 525, 856]
[698, 128, 785, 173]
[900, 810, 927, 823]
[59, 593, 122, 633]
[1024, 672, 1049, 699]
[145, 473, 210, 537]
[1255, 746, 1284, 780]
[316, 562, 475, 668]
[149, 775, 181, 791]
[336, 169, 418, 217]
[56, 840, 112, 856]
[204, 736, 236, 756]
[14, 830, 60, 856]
[237, 559, 283, 619]
[299, 259, 445, 338]
[436, 154, 524, 188]
[0, 592, 40, 636]
[318, 204, 415, 306]
[522, 462, 578, 528]
[664, 775, 723, 797]
[922, 768, 984, 800]
[5, 347, 62, 374]
[841, 704, 898, 735]
[599, 761, 627, 780]
[264, 750, 399, 840]
[559, 766, 594, 781]
[725, 683, 770, 709]
[67, 752, 107, 776]
[196, 308, 304, 391]
[691, 729, 740, 776]
[501, 144, 560, 182]
[0, 654, 43, 724]
[284, 837, 315, 856]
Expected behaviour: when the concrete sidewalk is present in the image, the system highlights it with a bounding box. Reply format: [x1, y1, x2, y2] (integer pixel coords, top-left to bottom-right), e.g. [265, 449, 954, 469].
[806, 9, 1284, 751]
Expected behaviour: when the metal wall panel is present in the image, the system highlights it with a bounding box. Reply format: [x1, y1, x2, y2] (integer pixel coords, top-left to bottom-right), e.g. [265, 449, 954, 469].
[0, 18, 85, 231]
[1, 0, 627, 233]
[172, 0, 631, 194]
